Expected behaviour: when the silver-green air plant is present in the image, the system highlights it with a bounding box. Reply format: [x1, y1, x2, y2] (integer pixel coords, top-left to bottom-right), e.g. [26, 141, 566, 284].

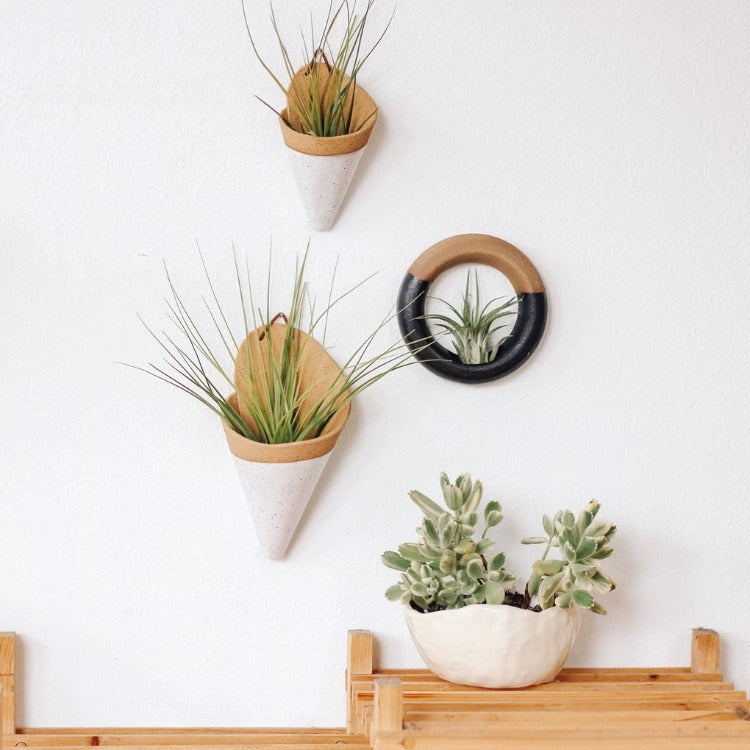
[242, 0, 392, 137]
[423, 270, 519, 365]
[382, 473, 516, 612]
[383, 473, 617, 614]
[522, 500, 617, 614]
[129, 247, 419, 445]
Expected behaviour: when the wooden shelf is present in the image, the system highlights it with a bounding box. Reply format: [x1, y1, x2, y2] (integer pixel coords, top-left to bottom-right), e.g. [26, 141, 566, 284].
[2, 628, 750, 749]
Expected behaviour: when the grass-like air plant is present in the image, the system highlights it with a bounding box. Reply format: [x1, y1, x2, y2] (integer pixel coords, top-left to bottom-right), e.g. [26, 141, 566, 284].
[129, 246, 420, 445]
[242, 0, 392, 137]
[424, 270, 520, 365]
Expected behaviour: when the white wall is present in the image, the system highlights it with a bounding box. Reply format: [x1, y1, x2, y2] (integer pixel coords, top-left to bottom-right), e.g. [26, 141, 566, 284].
[2, 0, 749, 728]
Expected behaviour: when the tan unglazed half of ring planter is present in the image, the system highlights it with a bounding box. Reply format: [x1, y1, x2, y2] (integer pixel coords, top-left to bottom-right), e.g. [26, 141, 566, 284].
[223, 323, 351, 559]
[280, 65, 377, 231]
[404, 603, 581, 688]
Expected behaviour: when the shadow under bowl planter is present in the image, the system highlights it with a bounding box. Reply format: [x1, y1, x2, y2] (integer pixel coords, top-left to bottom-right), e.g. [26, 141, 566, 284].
[404, 603, 580, 688]
[279, 82, 377, 231]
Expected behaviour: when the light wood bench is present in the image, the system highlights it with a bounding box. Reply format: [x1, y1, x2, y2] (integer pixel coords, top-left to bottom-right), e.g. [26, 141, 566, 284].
[3, 628, 749, 749]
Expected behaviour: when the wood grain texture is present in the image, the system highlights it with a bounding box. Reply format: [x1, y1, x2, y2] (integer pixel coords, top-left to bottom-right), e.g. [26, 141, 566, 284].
[692, 628, 720, 674]
[347, 631, 374, 734]
[1, 633, 16, 737]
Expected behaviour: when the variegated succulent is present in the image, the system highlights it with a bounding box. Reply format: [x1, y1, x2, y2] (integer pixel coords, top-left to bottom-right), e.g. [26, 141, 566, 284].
[522, 500, 616, 614]
[383, 473, 617, 615]
[382, 473, 515, 612]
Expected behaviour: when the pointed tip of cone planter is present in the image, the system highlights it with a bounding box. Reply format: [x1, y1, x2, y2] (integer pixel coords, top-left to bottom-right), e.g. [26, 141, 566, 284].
[279, 74, 377, 230]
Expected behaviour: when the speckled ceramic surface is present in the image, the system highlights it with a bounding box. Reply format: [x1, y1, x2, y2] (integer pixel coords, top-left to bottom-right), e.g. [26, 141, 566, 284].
[231, 450, 332, 559]
[404, 603, 580, 688]
[284, 146, 367, 231]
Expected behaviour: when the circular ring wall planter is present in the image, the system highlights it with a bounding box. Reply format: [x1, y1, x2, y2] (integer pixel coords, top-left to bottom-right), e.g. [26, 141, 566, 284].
[397, 234, 547, 383]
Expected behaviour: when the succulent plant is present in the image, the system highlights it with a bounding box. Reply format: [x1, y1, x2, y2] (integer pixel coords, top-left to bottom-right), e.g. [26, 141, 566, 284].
[383, 473, 617, 615]
[382, 473, 515, 612]
[522, 500, 616, 614]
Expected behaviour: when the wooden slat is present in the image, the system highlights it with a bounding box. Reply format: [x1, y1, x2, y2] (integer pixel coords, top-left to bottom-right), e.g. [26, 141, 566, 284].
[692, 628, 720, 674]
[10, 731, 368, 746]
[1, 632, 16, 737]
[346, 631, 373, 734]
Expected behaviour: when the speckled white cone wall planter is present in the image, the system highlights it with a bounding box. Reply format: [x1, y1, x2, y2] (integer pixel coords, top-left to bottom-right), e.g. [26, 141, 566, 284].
[279, 88, 377, 231]
[284, 146, 367, 231]
[404, 603, 581, 688]
[229, 450, 333, 559]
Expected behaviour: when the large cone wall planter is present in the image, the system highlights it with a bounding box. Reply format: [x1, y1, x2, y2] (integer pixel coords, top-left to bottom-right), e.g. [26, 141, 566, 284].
[404, 603, 581, 688]
[224, 323, 351, 559]
[280, 65, 377, 231]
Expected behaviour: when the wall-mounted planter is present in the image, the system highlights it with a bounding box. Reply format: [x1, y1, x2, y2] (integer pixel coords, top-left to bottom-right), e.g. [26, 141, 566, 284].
[226, 323, 351, 559]
[404, 603, 580, 688]
[397, 234, 547, 383]
[279, 65, 377, 231]
[223, 393, 350, 559]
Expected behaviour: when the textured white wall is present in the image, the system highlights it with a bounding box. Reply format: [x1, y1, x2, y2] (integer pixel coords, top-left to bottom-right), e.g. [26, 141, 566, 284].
[2, 0, 749, 728]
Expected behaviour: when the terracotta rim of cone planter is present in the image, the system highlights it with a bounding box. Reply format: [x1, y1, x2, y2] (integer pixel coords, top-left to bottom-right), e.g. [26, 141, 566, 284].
[279, 107, 377, 156]
[223, 392, 351, 464]
[280, 64, 377, 156]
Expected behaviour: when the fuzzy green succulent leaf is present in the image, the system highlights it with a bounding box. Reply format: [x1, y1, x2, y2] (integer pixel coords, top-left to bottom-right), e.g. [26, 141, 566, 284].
[592, 571, 615, 592]
[443, 484, 463, 511]
[572, 589, 595, 609]
[555, 591, 572, 609]
[398, 543, 425, 562]
[527, 570, 542, 597]
[591, 547, 614, 560]
[475, 538, 494, 555]
[382, 551, 411, 571]
[465, 481, 483, 513]
[533, 558, 565, 576]
[485, 580, 506, 605]
[542, 514, 554, 536]
[466, 557, 485, 580]
[422, 518, 440, 546]
[408, 490, 443, 519]
[539, 572, 563, 609]
[562, 541, 577, 563]
[521, 536, 548, 545]
[576, 537, 597, 559]
[456, 474, 473, 499]
[385, 584, 406, 601]
[454, 538, 476, 555]
[590, 602, 608, 615]
[489, 552, 506, 571]
[439, 550, 456, 574]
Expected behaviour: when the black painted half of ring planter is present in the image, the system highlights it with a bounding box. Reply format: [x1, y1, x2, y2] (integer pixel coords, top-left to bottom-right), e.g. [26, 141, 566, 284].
[396, 234, 548, 384]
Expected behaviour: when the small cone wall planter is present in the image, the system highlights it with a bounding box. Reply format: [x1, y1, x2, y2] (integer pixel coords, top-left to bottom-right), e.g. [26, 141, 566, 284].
[224, 323, 350, 559]
[280, 64, 377, 231]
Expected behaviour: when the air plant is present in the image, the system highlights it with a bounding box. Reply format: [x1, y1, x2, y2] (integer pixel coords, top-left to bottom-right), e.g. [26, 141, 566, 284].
[424, 270, 519, 365]
[129, 247, 420, 445]
[241, 0, 392, 137]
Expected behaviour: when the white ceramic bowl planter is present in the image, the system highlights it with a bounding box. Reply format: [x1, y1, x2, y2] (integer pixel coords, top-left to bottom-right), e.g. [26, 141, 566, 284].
[280, 66, 377, 231]
[404, 603, 581, 688]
